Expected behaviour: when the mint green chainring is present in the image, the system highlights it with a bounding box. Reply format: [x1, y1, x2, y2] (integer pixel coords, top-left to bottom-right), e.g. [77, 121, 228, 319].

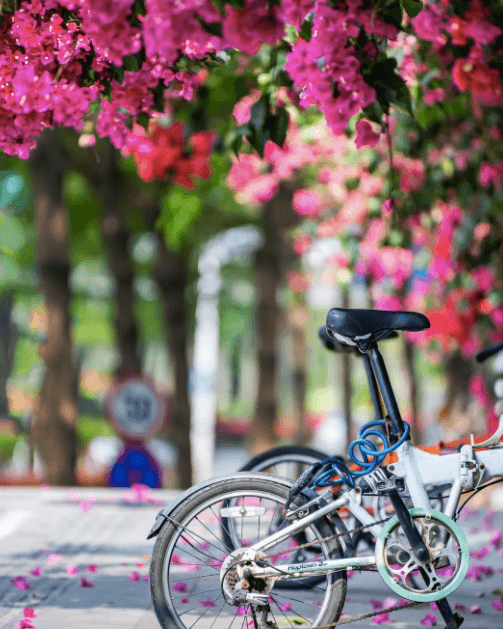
[375, 508, 469, 602]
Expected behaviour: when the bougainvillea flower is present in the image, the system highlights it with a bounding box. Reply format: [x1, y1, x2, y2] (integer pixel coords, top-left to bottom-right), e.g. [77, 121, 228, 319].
[10, 576, 31, 591]
[47, 553, 61, 564]
[279, 602, 292, 612]
[66, 565, 78, 577]
[491, 530, 503, 548]
[172, 582, 188, 593]
[354, 119, 380, 149]
[199, 597, 216, 607]
[23, 608, 37, 619]
[29, 567, 42, 577]
[86, 565, 97, 573]
[420, 612, 437, 626]
[128, 571, 140, 582]
[492, 600, 503, 611]
[293, 189, 323, 217]
[79, 577, 93, 588]
[14, 620, 35, 629]
[373, 612, 390, 624]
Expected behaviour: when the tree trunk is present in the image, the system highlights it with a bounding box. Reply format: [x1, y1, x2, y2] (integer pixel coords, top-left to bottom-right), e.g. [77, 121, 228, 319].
[403, 338, 421, 444]
[0, 291, 19, 416]
[154, 239, 192, 489]
[341, 286, 352, 450]
[98, 141, 142, 380]
[30, 129, 78, 486]
[438, 350, 476, 440]
[251, 222, 280, 455]
[142, 201, 192, 489]
[289, 302, 311, 446]
[250, 181, 300, 455]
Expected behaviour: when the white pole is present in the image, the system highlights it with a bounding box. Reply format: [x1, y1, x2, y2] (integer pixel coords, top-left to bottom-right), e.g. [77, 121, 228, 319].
[190, 227, 264, 483]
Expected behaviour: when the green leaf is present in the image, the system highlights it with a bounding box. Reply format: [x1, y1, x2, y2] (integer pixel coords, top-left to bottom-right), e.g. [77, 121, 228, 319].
[363, 100, 384, 125]
[402, 0, 423, 18]
[249, 95, 268, 132]
[110, 64, 124, 85]
[211, 0, 226, 16]
[122, 50, 145, 72]
[368, 57, 413, 116]
[248, 126, 270, 158]
[267, 107, 289, 148]
[195, 17, 223, 37]
[298, 13, 314, 42]
[231, 135, 243, 157]
[382, 0, 403, 28]
[136, 112, 150, 130]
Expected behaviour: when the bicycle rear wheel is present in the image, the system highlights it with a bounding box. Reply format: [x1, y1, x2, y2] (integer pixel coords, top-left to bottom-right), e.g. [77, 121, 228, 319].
[150, 474, 347, 629]
[240, 445, 329, 479]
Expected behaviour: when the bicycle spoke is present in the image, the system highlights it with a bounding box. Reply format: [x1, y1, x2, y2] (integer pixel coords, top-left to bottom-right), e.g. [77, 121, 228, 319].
[207, 599, 227, 629]
[194, 513, 232, 555]
[270, 593, 311, 625]
[171, 587, 222, 601]
[269, 594, 295, 628]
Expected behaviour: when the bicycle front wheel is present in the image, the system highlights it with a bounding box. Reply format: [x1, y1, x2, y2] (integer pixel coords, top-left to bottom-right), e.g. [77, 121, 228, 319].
[150, 474, 347, 629]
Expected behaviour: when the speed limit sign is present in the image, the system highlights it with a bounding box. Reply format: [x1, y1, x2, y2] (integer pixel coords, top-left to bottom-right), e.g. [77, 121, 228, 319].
[105, 376, 167, 442]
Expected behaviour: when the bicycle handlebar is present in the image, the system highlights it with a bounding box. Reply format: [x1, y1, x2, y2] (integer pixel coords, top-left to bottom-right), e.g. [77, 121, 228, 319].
[475, 341, 503, 363]
[318, 327, 397, 353]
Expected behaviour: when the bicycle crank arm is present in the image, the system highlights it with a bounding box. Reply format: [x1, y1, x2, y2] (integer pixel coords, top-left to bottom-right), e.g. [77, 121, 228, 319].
[387, 490, 429, 562]
[436, 597, 464, 629]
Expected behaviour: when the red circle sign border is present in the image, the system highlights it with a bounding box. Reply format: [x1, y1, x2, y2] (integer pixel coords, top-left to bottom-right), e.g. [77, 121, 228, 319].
[105, 374, 167, 442]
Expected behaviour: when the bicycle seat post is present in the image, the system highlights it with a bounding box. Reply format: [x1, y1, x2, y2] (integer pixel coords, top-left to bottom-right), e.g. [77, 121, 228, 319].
[361, 351, 385, 424]
[365, 342, 408, 440]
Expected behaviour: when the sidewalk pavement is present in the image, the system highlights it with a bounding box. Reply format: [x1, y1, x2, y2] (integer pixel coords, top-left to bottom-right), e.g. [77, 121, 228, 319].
[0, 486, 502, 629]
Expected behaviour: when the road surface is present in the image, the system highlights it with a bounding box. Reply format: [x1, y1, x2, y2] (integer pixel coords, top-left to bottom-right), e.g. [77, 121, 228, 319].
[0, 487, 502, 629]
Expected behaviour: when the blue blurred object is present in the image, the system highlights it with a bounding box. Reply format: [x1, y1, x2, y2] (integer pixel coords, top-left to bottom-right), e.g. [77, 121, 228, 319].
[0, 170, 28, 215]
[108, 445, 162, 488]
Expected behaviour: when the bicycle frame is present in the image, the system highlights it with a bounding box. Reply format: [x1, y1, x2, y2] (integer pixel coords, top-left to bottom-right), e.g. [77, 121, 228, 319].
[246, 422, 503, 581]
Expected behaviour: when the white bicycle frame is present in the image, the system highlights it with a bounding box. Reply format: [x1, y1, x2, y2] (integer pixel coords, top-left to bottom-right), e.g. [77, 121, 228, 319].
[247, 417, 503, 580]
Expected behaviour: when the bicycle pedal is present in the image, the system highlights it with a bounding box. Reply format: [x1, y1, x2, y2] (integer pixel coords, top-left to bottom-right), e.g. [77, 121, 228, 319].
[443, 613, 464, 629]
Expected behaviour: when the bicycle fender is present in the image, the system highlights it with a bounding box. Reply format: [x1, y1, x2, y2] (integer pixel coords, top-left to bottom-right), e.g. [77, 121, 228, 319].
[146, 471, 295, 540]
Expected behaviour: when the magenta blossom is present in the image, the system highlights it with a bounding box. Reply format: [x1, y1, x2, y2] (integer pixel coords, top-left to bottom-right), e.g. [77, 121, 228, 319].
[492, 600, 503, 611]
[420, 612, 437, 626]
[79, 577, 93, 588]
[10, 576, 31, 591]
[23, 608, 37, 619]
[354, 119, 380, 149]
[29, 567, 42, 577]
[128, 571, 140, 582]
[292, 189, 323, 217]
[373, 612, 390, 624]
[14, 620, 36, 629]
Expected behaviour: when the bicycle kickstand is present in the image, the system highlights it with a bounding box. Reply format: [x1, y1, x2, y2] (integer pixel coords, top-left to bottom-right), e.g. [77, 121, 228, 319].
[436, 597, 464, 629]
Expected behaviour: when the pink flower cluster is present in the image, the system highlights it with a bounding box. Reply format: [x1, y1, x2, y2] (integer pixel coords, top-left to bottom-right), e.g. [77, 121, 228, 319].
[285, 0, 397, 135]
[412, 0, 502, 105]
[0, 0, 405, 157]
[227, 120, 318, 206]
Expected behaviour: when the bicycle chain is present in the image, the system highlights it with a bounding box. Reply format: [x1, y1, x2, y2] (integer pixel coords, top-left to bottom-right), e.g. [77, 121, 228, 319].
[255, 512, 427, 627]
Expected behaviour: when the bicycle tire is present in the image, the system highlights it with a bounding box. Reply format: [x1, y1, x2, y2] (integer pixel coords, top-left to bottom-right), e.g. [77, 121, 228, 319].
[239, 445, 330, 475]
[238, 445, 344, 589]
[150, 474, 347, 629]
